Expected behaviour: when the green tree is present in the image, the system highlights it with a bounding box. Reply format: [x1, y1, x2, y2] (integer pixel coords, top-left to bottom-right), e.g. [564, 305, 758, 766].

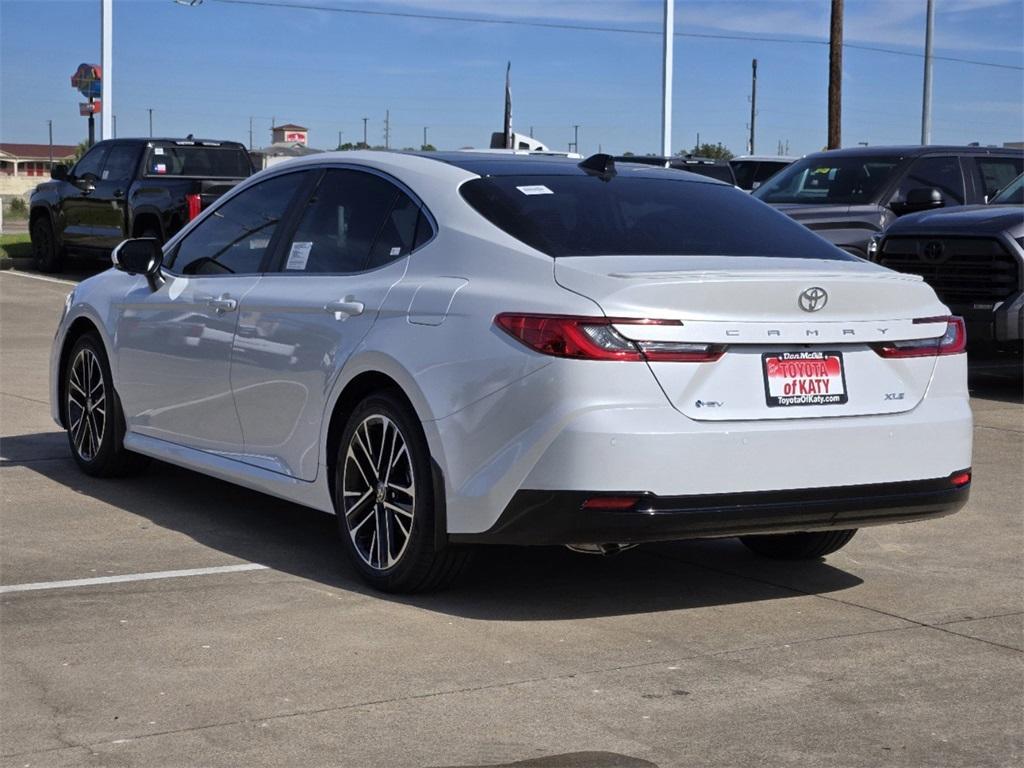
[679, 142, 734, 161]
[620, 150, 635, 157]
[420, 144, 437, 152]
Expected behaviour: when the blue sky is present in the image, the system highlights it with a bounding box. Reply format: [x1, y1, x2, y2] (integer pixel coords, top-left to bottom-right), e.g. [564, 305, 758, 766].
[2, 0, 1021, 156]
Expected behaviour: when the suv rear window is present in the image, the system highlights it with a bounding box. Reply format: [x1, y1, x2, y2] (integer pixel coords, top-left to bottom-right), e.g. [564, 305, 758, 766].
[144, 144, 252, 178]
[754, 155, 902, 204]
[460, 174, 854, 260]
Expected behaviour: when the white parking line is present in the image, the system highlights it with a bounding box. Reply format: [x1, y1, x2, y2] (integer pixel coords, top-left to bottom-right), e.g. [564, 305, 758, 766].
[0, 563, 268, 594]
[0, 270, 78, 286]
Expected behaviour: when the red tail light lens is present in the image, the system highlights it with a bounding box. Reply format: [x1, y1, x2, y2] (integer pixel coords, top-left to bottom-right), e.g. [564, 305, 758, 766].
[950, 470, 971, 487]
[873, 316, 966, 359]
[495, 314, 725, 363]
[185, 193, 202, 221]
[582, 496, 640, 510]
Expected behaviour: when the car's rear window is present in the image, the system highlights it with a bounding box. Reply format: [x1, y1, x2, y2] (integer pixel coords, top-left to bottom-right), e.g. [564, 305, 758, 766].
[459, 174, 855, 260]
[144, 145, 252, 178]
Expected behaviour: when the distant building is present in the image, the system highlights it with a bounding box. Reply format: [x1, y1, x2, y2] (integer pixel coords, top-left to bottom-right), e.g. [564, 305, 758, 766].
[271, 123, 309, 145]
[0, 142, 79, 196]
[253, 123, 321, 169]
[1004, 141, 1024, 149]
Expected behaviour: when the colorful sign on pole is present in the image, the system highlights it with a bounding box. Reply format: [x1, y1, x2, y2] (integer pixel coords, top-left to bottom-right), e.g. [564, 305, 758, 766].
[71, 63, 102, 100]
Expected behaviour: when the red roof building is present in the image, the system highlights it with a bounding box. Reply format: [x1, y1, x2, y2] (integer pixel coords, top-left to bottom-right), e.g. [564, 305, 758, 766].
[0, 142, 80, 177]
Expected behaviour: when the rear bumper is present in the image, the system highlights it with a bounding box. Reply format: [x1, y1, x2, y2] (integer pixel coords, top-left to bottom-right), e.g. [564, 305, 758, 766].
[450, 472, 971, 546]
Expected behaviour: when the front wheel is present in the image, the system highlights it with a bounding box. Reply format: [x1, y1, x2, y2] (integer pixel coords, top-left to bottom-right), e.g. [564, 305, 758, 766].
[64, 334, 149, 477]
[334, 391, 469, 592]
[740, 529, 857, 560]
[31, 216, 64, 273]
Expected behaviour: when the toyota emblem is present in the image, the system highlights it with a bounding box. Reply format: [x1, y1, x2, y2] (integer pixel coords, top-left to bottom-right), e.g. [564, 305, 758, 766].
[923, 240, 946, 263]
[798, 287, 828, 312]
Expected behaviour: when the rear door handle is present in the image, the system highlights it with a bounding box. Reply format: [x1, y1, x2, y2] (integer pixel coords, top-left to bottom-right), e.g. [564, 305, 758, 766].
[324, 298, 364, 318]
[207, 296, 238, 314]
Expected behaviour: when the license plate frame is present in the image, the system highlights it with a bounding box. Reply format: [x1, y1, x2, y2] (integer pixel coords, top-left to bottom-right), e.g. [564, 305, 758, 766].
[762, 350, 849, 408]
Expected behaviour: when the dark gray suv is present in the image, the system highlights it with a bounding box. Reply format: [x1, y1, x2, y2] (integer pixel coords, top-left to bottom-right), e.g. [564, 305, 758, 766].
[753, 145, 1023, 258]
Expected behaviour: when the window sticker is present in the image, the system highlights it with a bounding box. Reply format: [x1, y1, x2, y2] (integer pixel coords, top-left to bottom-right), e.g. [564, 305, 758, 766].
[390, 246, 401, 256]
[516, 185, 554, 196]
[153, 147, 164, 155]
[286, 241, 313, 270]
[101, 170, 109, 180]
[154, 163, 167, 174]
[249, 238, 270, 249]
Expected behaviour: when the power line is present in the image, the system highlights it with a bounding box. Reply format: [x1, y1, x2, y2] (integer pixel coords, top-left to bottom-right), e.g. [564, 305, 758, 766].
[206, 0, 1023, 71]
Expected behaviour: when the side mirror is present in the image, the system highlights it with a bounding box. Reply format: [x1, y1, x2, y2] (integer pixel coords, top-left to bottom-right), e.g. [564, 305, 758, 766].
[113, 238, 164, 290]
[892, 187, 944, 215]
[74, 173, 97, 194]
[50, 164, 69, 181]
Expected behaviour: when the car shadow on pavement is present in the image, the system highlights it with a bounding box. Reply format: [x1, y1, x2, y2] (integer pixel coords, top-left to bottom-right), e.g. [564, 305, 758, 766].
[2, 431, 863, 621]
[968, 364, 1023, 404]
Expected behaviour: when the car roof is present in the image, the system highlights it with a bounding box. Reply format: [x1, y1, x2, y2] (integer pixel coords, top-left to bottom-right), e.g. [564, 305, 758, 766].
[420, 151, 726, 182]
[731, 155, 796, 162]
[802, 145, 1022, 159]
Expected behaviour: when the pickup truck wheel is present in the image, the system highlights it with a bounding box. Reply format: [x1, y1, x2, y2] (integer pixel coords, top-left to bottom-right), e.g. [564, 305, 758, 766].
[740, 529, 857, 560]
[31, 217, 64, 273]
[64, 333, 150, 477]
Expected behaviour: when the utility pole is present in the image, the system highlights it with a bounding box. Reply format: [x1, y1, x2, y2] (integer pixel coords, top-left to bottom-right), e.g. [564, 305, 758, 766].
[338, 129, 343, 149]
[148, 108, 153, 138]
[660, 0, 674, 157]
[384, 110, 390, 150]
[422, 126, 428, 149]
[921, 0, 935, 145]
[529, 126, 534, 138]
[362, 117, 368, 147]
[48, 120, 53, 163]
[748, 58, 758, 155]
[571, 124, 580, 153]
[101, 0, 112, 140]
[828, 0, 843, 149]
[112, 114, 117, 138]
[249, 117, 254, 150]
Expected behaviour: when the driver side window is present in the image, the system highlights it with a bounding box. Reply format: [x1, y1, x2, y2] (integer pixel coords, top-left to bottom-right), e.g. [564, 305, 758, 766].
[894, 156, 964, 205]
[72, 144, 108, 179]
[168, 173, 305, 276]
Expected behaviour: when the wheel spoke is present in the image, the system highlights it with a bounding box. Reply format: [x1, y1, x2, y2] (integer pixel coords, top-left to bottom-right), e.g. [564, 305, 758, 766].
[383, 500, 413, 519]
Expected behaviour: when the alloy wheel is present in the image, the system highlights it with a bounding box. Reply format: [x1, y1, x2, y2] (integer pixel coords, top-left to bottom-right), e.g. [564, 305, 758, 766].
[67, 348, 107, 461]
[342, 414, 416, 571]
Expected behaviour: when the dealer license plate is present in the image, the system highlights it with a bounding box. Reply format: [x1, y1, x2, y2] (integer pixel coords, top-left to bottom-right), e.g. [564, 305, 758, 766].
[762, 351, 848, 408]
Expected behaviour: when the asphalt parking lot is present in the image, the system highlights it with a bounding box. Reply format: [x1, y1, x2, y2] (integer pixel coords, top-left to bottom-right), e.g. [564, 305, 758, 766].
[1, 264, 1021, 768]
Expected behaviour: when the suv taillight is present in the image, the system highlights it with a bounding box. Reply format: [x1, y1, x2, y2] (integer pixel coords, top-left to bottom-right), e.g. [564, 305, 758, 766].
[873, 316, 966, 359]
[495, 314, 725, 363]
[186, 193, 202, 221]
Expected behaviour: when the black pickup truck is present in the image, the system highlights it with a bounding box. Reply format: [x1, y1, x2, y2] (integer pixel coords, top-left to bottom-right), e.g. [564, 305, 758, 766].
[29, 137, 253, 272]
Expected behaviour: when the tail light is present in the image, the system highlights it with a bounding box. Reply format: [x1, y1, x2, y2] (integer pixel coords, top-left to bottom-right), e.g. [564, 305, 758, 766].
[873, 316, 966, 359]
[185, 193, 202, 221]
[949, 470, 971, 488]
[495, 314, 725, 363]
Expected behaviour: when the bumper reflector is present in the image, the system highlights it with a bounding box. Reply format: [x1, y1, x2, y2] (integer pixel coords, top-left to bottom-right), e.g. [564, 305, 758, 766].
[950, 470, 972, 488]
[582, 496, 640, 511]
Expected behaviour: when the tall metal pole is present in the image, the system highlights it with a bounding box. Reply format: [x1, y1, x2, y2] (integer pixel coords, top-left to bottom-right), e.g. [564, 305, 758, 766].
[748, 59, 758, 155]
[112, 114, 117, 137]
[384, 110, 390, 150]
[921, 0, 935, 145]
[572, 124, 580, 153]
[362, 117, 368, 146]
[423, 126, 428, 149]
[827, 0, 843, 149]
[101, 0, 112, 140]
[660, 0, 674, 157]
[249, 117, 253, 150]
[148, 108, 153, 137]
[48, 120, 53, 163]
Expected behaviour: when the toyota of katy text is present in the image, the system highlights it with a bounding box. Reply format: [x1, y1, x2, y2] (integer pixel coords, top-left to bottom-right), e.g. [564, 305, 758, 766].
[50, 151, 973, 592]
[753, 145, 1023, 258]
[30, 137, 253, 272]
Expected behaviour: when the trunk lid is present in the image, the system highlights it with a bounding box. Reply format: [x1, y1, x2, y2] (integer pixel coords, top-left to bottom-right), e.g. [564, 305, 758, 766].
[554, 255, 950, 421]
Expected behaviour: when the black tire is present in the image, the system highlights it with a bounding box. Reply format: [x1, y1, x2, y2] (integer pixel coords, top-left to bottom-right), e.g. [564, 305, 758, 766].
[63, 334, 150, 477]
[740, 529, 857, 560]
[30, 216, 64, 273]
[334, 390, 469, 593]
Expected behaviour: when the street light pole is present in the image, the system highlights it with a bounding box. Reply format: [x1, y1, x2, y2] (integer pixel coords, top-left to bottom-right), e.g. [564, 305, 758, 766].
[660, 0, 674, 158]
[828, 0, 843, 149]
[101, 0, 112, 140]
[48, 120, 53, 164]
[362, 117, 368, 147]
[921, 0, 935, 145]
[148, 108, 153, 138]
[423, 126, 428, 149]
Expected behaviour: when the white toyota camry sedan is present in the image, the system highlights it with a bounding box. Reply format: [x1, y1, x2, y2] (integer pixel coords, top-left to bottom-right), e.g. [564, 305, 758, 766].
[50, 151, 972, 592]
